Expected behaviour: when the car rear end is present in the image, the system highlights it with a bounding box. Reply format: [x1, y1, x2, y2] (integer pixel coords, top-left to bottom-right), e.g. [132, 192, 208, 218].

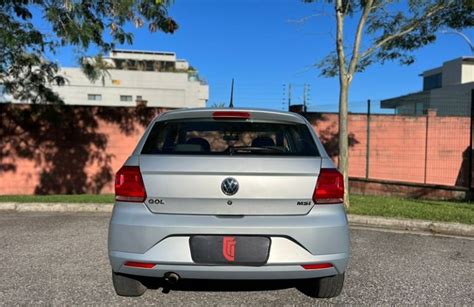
[108, 108, 349, 298]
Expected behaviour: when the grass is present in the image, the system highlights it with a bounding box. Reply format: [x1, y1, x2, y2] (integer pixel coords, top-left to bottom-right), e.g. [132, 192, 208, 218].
[349, 195, 474, 225]
[0, 193, 473, 225]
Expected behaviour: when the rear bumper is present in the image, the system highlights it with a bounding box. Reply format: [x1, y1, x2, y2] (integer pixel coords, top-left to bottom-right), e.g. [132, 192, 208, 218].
[108, 202, 349, 279]
[112, 256, 347, 280]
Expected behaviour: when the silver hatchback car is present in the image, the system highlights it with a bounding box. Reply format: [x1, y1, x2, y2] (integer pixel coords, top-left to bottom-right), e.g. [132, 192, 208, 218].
[108, 108, 349, 298]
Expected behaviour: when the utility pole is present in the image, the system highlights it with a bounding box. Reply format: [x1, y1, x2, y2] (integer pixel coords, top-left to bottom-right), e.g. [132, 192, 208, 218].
[288, 83, 292, 111]
[468, 89, 474, 200]
[282, 84, 287, 111]
[366, 99, 371, 179]
[303, 83, 310, 112]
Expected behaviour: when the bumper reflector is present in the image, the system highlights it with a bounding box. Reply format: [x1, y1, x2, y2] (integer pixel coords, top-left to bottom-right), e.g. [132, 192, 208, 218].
[123, 261, 156, 269]
[301, 263, 333, 270]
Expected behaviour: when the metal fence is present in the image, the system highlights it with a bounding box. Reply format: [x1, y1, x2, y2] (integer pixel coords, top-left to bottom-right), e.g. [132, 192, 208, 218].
[305, 89, 474, 190]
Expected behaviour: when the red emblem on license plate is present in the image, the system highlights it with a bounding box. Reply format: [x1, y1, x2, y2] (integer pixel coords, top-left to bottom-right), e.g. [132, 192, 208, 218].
[223, 236, 236, 262]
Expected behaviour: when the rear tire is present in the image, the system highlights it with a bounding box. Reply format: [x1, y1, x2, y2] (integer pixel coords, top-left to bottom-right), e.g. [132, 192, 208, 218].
[112, 271, 147, 297]
[298, 273, 345, 298]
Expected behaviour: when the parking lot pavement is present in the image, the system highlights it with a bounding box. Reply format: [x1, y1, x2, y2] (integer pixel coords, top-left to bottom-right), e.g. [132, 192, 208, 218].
[0, 212, 472, 305]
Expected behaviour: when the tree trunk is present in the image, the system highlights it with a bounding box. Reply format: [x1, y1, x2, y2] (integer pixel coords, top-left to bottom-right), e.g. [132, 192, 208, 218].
[338, 80, 350, 208]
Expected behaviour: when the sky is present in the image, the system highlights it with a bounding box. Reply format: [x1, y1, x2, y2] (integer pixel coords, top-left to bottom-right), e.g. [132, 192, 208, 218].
[48, 0, 473, 113]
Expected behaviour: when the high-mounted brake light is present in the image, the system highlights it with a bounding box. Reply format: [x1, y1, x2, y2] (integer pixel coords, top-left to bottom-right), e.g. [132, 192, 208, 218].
[313, 168, 344, 204]
[115, 166, 147, 202]
[212, 111, 251, 119]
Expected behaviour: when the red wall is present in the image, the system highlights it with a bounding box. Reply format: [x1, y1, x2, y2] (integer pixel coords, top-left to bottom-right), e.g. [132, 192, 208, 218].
[0, 104, 166, 195]
[306, 110, 470, 187]
[0, 105, 470, 195]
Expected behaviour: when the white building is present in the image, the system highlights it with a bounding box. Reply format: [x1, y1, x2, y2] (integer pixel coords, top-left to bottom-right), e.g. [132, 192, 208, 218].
[381, 57, 474, 116]
[2, 50, 209, 108]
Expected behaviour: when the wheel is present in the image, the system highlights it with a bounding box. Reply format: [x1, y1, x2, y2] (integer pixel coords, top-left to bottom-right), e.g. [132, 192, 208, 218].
[112, 271, 147, 297]
[298, 273, 345, 298]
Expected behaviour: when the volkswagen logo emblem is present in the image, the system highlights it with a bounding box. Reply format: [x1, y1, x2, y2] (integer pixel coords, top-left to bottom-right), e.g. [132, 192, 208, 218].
[221, 177, 239, 196]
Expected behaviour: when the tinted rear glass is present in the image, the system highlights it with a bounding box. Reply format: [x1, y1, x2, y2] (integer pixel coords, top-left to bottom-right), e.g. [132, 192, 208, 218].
[141, 119, 319, 156]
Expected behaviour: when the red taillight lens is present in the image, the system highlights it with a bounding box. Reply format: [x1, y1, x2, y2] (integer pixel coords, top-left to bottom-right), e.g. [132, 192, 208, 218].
[313, 168, 344, 204]
[123, 261, 156, 269]
[212, 111, 251, 119]
[301, 263, 333, 270]
[115, 166, 146, 202]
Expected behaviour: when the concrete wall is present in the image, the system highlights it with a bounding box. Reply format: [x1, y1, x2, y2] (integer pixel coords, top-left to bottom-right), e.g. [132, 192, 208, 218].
[442, 58, 463, 87]
[0, 105, 471, 195]
[462, 61, 474, 84]
[429, 82, 473, 116]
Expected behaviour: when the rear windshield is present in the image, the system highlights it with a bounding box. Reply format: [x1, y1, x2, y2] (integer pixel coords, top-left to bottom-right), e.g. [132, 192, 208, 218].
[141, 119, 319, 156]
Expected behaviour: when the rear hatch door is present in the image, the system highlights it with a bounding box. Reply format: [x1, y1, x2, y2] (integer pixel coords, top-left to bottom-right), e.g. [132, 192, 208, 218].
[139, 113, 322, 216]
[141, 155, 321, 215]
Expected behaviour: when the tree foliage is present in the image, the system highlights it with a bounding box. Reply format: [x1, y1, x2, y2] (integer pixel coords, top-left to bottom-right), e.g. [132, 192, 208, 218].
[307, 0, 474, 77]
[0, 0, 178, 104]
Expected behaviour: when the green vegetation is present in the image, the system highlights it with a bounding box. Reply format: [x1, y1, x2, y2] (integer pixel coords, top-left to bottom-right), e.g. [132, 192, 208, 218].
[350, 195, 474, 225]
[0, 194, 114, 204]
[1, 193, 473, 224]
[1, 0, 177, 104]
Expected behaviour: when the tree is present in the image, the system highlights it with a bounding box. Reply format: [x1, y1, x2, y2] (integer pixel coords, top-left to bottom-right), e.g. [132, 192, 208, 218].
[0, 0, 178, 104]
[304, 0, 473, 207]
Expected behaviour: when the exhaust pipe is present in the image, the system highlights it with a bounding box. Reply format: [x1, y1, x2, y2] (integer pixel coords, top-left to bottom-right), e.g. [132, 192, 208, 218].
[164, 272, 180, 285]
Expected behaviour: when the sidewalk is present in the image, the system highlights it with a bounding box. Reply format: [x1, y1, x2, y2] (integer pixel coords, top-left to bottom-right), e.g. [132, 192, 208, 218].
[1, 202, 473, 238]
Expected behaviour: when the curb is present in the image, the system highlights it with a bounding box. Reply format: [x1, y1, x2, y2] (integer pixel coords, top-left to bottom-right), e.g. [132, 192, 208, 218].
[1, 202, 473, 238]
[348, 214, 474, 238]
[0, 202, 113, 213]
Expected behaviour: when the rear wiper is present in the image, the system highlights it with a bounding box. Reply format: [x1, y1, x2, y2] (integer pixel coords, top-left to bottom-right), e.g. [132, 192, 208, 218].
[228, 146, 286, 155]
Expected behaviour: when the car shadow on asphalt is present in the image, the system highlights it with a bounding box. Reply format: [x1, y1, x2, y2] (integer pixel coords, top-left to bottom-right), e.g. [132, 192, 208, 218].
[142, 277, 302, 294]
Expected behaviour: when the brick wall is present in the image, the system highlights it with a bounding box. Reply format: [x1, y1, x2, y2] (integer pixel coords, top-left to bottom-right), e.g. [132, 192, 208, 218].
[349, 178, 467, 201]
[0, 104, 167, 195]
[305, 110, 470, 187]
[0, 105, 470, 195]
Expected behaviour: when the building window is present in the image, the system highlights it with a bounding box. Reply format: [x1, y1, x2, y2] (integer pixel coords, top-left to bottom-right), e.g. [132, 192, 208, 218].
[163, 61, 175, 71]
[136, 95, 143, 100]
[113, 59, 124, 69]
[120, 95, 133, 102]
[145, 61, 154, 71]
[88, 94, 102, 101]
[415, 102, 424, 116]
[126, 60, 137, 70]
[423, 73, 442, 90]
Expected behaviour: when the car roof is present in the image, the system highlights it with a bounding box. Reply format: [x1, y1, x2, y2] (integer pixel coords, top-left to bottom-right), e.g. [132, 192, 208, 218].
[156, 108, 307, 124]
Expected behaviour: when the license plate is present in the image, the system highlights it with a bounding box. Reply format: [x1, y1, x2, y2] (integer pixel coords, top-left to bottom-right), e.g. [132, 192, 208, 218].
[189, 235, 271, 265]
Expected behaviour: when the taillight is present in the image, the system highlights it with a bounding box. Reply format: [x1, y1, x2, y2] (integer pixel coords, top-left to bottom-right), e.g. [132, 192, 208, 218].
[313, 168, 344, 204]
[115, 166, 146, 202]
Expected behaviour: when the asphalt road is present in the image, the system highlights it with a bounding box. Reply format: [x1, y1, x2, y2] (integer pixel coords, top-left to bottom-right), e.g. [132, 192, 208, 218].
[0, 212, 472, 305]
